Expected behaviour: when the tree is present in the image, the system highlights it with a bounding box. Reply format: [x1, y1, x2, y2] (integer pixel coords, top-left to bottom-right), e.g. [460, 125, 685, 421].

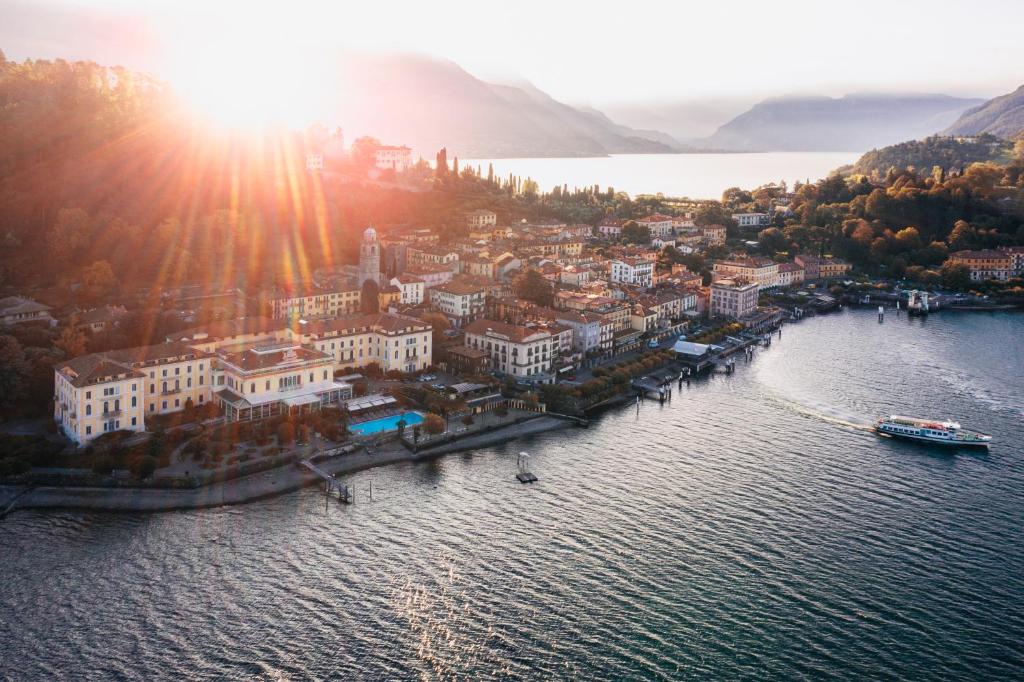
[350, 136, 381, 167]
[515, 269, 554, 306]
[277, 421, 296, 445]
[82, 260, 118, 301]
[131, 455, 158, 479]
[360, 279, 380, 313]
[424, 413, 445, 435]
[940, 262, 972, 291]
[55, 317, 88, 358]
[621, 220, 650, 244]
[758, 227, 789, 255]
[48, 208, 92, 266]
[0, 336, 29, 411]
[422, 312, 450, 349]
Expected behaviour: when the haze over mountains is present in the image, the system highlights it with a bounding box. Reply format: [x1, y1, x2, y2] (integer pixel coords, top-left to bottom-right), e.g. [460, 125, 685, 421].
[701, 94, 983, 152]
[321, 53, 1015, 159]
[321, 53, 684, 159]
[943, 85, 1024, 138]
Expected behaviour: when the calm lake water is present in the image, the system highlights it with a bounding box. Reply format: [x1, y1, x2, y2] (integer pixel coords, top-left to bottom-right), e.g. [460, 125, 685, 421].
[465, 152, 861, 199]
[3, 309, 1023, 680]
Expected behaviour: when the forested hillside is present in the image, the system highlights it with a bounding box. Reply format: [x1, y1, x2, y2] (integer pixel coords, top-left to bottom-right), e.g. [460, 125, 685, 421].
[850, 135, 1015, 177]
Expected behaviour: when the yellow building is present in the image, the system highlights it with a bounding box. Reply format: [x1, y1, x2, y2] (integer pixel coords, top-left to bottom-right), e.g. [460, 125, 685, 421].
[215, 342, 353, 422]
[268, 285, 360, 319]
[54, 342, 213, 444]
[292, 313, 433, 374]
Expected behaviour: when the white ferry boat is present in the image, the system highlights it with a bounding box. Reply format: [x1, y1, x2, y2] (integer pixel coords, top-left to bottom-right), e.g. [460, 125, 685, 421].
[875, 415, 992, 447]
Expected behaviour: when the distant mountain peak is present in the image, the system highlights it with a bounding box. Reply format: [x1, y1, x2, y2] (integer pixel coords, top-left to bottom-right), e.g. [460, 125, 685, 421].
[943, 84, 1024, 139]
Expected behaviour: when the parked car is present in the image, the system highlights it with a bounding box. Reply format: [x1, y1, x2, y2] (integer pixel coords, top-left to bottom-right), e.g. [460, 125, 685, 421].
[647, 339, 659, 348]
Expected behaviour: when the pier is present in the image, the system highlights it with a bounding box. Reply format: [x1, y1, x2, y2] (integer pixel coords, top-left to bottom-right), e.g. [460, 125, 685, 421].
[298, 459, 353, 503]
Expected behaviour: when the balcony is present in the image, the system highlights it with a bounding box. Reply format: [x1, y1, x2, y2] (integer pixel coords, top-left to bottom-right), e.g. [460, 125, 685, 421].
[161, 387, 182, 395]
[102, 410, 123, 418]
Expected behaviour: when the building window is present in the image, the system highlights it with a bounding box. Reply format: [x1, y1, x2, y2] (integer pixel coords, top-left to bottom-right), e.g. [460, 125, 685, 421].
[86, 404, 92, 416]
[131, 396, 137, 407]
[86, 426, 91, 435]
[86, 391, 91, 399]
[131, 417, 137, 426]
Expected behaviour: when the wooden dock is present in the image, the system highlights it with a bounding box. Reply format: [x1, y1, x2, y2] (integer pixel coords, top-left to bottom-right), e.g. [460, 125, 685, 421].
[298, 459, 352, 503]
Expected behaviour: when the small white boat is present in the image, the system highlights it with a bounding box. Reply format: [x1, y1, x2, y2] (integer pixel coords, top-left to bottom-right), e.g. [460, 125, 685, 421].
[875, 415, 992, 447]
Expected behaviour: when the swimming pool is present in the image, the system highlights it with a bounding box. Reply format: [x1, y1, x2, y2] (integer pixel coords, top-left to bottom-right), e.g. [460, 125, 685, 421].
[348, 412, 424, 436]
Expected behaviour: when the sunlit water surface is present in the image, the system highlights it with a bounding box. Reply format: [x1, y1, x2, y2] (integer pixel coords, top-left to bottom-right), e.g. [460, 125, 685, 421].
[2, 310, 1023, 680]
[464, 152, 860, 199]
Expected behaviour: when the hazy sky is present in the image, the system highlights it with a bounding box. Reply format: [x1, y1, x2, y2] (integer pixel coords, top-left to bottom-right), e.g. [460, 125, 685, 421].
[3, 0, 1022, 107]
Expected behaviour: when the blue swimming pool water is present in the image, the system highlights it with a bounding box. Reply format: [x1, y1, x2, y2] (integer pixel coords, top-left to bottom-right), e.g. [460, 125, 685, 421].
[349, 411, 424, 435]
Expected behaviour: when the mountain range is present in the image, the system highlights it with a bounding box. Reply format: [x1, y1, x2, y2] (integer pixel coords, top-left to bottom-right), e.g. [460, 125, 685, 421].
[321, 53, 1018, 158]
[942, 85, 1024, 138]
[701, 94, 982, 152]
[321, 53, 685, 159]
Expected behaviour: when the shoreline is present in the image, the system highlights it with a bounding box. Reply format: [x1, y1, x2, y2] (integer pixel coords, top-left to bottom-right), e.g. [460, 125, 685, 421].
[0, 416, 573, 515]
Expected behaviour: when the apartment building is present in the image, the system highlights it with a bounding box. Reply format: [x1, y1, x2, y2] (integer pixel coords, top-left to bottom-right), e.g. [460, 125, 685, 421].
[598, 219, 625, 239]
[406, 245, 460, 269]
[404, 263, 455, 288]
[293, 313, 433, 374]
[610, 257, 654, 287]
[701, 225, 727, 246]
[712, 258, 779, 291]
[732, 212, 769, 228]
[465, 209, 497, 229]
[464, 319, 555, 382]
[268, 285, 360, 319]
[776, 262, 806, 287]
[374, 145, 413, 171]
[710, 279, 759, 319]
[636, 214, 674, 239]
[429, 280, 487, 327]
[948, 250, 1013, 281]
[389, 275, 425, 305]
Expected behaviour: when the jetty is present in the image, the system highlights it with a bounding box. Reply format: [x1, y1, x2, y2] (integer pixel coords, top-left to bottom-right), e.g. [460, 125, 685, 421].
[298, 459, 352, 503]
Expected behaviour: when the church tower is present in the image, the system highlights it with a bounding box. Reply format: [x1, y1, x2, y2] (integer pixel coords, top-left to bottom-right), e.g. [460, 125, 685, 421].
[358, 227, 381, 286]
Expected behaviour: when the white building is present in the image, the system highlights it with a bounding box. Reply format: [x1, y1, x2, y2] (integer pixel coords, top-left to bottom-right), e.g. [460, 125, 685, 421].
[389, 275, 425, 305]
[636, 214, 674, 239]
[610, 257, 654, 287]
[465, 209, 497, 228]
[465, 319, 554, 382]
[429, 280, 486, 328]
[374, 145, 413, 172]
[732, 212, 769, 229]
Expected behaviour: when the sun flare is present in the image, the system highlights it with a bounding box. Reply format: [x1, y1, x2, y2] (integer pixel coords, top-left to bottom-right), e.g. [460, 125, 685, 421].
[169, 24, 328, 130]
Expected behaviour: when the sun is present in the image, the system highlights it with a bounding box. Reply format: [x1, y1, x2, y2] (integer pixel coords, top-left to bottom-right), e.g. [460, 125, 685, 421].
[168, 23, 328, 130]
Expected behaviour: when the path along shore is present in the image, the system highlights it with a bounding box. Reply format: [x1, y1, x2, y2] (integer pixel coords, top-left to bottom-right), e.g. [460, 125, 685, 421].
[0, 416, 571, 514]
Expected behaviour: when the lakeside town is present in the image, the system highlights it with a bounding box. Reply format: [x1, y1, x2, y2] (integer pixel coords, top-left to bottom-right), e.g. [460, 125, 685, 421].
[2, 134, 1023, 509]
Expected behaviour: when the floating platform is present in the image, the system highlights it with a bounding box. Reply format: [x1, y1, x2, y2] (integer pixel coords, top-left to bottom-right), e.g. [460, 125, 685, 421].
[516, 471, 538, 483]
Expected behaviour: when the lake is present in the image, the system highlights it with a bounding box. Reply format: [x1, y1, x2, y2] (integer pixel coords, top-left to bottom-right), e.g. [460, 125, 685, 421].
[464, 151, 861, 199]
[2, 309, 1023, 679]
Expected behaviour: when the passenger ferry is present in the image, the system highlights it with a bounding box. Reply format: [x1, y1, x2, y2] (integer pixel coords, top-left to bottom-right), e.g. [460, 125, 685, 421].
[875, 415, 992, 447]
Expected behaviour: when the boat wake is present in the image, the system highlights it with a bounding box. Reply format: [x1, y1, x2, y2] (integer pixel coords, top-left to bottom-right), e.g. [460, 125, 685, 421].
[766, 393, 876, 433]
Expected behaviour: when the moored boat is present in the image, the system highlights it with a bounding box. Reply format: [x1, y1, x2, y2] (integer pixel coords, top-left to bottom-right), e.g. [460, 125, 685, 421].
[875, 415, 992, 447]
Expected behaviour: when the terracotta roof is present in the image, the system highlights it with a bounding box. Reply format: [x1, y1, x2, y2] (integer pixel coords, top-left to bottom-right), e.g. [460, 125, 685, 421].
[299, 313, 431, 337]
[464, 318, 551, 343]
